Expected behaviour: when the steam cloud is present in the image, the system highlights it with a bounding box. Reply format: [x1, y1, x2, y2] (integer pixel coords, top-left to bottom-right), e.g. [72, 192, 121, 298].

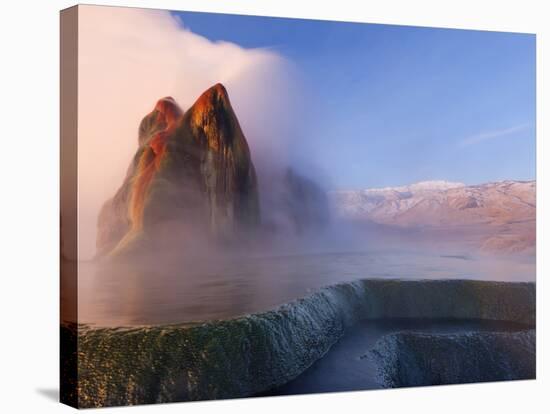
[78, 6, 303, 260]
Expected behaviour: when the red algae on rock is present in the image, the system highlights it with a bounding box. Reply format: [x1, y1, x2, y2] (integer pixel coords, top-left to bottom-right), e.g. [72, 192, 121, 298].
[96, 84, 260, 258]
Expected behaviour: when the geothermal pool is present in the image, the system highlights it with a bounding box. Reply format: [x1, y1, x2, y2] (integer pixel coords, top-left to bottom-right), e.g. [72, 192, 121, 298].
[68, 278, 535, 407]
[270, 319, 534, 395]
[66, 249, 535, 408]
[75, 249, 535, 327]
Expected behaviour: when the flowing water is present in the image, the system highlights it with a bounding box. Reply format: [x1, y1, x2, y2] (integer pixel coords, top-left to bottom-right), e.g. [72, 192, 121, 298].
[76, 249, 535, 327]
[70, 278, 535, 407]
[67, 248, 535, 407]
[270, 319, 534, 395]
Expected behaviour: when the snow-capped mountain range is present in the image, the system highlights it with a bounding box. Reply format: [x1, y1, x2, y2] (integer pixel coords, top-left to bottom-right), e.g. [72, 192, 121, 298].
[331, 180, 535, 253]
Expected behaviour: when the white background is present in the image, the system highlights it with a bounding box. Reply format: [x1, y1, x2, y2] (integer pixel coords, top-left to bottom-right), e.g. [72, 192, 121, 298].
[0, 0, 548, 412]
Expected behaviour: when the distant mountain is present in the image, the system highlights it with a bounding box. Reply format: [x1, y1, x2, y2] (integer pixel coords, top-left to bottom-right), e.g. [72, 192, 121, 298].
[332, 180, 535, 254]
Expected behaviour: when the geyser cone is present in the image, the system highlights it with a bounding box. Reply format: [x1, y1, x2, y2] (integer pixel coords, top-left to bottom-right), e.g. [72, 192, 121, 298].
[96, 83, 260, 258]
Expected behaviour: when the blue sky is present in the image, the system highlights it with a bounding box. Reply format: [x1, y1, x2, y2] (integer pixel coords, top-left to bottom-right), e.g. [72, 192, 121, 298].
[173, 11, 536, 189]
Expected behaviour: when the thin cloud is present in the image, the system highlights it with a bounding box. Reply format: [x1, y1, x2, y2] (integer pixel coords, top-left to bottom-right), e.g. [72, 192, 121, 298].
[77, 6, 301, 260]
[458, 123, 532, 147]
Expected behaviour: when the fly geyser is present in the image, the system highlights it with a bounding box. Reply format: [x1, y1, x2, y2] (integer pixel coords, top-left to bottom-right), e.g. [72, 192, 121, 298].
[96, 84, 260, 257]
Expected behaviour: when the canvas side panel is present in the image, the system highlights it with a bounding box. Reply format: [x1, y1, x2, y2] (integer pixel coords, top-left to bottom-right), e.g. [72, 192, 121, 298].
[60, 5, 78, 409]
